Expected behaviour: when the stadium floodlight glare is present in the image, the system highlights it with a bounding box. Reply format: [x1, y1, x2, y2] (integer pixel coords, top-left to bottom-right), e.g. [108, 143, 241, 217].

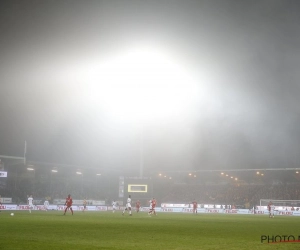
[85, 46, 198, 123]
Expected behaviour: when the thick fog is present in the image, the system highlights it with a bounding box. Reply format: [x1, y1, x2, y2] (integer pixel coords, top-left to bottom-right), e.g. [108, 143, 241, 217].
[1, 0, 300, 174]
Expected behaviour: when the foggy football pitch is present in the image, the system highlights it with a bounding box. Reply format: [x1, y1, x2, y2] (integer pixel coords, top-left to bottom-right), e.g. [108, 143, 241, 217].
[1, 211, 300, 249]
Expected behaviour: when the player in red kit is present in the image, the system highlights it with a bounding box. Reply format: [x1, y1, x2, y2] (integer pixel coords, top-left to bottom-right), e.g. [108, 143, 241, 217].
[135, 200, 141, 213]
[63, 194, 73, 215]
[152, 198, 157, 215]
[192, 200, 198, 214]
[148, 198, 157, 215]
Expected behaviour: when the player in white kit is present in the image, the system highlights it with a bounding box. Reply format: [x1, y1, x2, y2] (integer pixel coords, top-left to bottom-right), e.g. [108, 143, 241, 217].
[268, 201, 275, 218]
[122, 195, 132, 216]
[112, 200, 117, 213]
[270, 203, 275, 218]
[44, 199, 49, 211]
[28, 195, 34, 213]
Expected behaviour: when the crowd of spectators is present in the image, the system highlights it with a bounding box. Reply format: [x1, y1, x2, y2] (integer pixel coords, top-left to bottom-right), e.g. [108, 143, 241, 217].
[2, 169, 300, 207]
[1, 174, 111, 204]
[160, 183, 300, 208]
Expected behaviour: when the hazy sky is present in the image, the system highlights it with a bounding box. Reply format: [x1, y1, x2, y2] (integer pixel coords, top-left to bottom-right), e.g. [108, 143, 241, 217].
[1, 0, 300, 174]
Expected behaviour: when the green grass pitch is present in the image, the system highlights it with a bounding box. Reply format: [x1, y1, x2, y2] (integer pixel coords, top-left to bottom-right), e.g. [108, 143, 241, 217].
[1, 210, 300, 249]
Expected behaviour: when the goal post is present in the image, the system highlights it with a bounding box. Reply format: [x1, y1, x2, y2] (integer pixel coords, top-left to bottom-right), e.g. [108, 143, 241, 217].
[0, 155, 26, 166]
[0, 141, 27, 166]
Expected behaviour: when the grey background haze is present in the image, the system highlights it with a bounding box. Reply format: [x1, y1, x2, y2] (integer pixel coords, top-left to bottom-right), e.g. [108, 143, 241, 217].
[1, 0, 300, 175]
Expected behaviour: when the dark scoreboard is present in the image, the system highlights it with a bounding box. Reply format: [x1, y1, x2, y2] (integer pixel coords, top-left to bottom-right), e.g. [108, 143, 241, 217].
[128, 184, 147, 192]
[120, 176, 153, 205]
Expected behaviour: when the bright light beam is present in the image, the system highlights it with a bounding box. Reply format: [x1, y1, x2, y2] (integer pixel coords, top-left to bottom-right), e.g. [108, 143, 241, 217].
[90, 46, 198, 123]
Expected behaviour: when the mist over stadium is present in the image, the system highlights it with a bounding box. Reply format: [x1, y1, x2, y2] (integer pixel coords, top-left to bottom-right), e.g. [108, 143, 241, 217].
[1, 0, 300, 211]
